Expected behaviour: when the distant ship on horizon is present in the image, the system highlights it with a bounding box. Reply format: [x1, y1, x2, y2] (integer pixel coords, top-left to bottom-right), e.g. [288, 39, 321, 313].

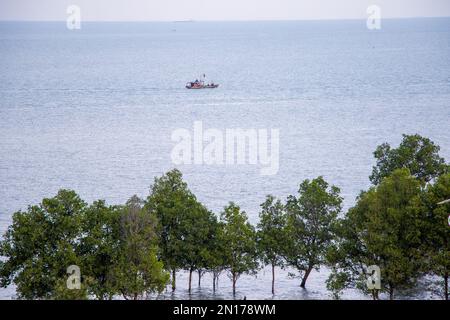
[173, 20, 195, 23]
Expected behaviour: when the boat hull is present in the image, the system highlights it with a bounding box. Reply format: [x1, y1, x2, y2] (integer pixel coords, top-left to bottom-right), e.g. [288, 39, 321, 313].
[186, 84, 219, 89]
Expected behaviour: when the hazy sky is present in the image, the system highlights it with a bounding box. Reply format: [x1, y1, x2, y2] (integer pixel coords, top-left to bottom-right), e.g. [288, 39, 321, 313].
[1, 0, 449, 21]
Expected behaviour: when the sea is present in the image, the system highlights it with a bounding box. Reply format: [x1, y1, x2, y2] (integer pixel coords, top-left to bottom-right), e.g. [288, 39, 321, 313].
[0, 18, 449, 300]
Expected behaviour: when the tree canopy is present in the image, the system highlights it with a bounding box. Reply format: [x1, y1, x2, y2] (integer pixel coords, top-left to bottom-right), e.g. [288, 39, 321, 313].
[257, 195, 287, 294]
[419, 173, 450, 300]
[284, 177, 342, 288]
[0, 134, 449, 300]
[220, 202, 259, 295]
[0, 190, 85, 299]
[370, 134, 448, 185]
[327, 169, 423, 299]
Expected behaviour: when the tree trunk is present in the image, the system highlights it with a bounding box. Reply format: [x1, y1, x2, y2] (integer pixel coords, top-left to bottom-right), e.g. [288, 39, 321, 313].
[198, 270, 202, 287]
[271, 263, 275, 295]
[172, 269, 176, 292]
[371, 290, 379, 300]
[389, 285, 394, 300]
[212, 272, 216, 292]
[444, 273, 449, 301]
[188, 267, 193, 293]
[300, 266, 313, 288]
[232, 272, 237, 296]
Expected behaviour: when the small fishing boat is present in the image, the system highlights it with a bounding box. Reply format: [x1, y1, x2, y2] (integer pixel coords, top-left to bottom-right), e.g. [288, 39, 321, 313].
[186, 75, 219, 89]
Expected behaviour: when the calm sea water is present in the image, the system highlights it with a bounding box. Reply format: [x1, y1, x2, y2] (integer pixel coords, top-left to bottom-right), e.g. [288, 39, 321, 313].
[0, 19, 449, 300]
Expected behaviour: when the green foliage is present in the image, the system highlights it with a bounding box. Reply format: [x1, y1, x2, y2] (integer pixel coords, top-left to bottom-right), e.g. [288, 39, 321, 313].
[328, 169, 424, 299]
[178, 203, 218, 291]
[325, 268, 351, 300]
[145, 168, 206, 291]
[221, 202, 259, 294]
[256, 195, 286, 294]
[0, 135, 448, 300]
[0, 190, 85, 299]
[284, 177, 342, 288]
[0, 192, 169, 300]
[110, 196, 170, 300]
[419, 173, 450, 299]
[257, 195, 286, 267]
[51, 277, 90, 300]
[370, 134, 448, 185]
[78, 200, 121, 299]
[145, 170, 194, 270]
[202, 221, 228, 291]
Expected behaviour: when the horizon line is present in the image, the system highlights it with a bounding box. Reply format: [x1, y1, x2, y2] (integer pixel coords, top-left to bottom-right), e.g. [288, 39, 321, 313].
[1, 15, 450, 23]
